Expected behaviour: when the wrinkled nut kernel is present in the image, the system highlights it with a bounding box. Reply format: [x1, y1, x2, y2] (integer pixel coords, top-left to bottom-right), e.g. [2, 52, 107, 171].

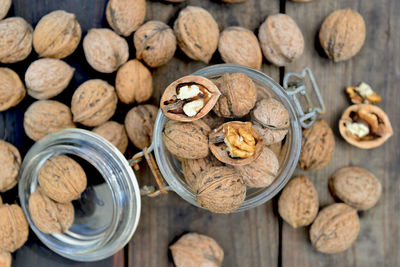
[33, 10, 81, 59]
[125, 104, 158, 150]
[0, 141, 21, 193]
[0, 204, 29, 252]
[194, 166, 246, 213]
[71, 79, 118, 127]
[0, 0, 11, 20]
[310, 203, 360, 254]
[0, 251, 11, 267]
[29, 188, 74, 234]
[339, 104, 393, 149]
[0, 68, 26, 111]
[106, 0, 146, 37]
[134, 21, 177, 68]
[278, 176, 319, 228]
[0, 17, 33, 64]
[346, 82, 381, 104]
[319, 9, 366, 62]
[170, 233, 224, 267]
[161, 76, 221, 121]
[181, 155, 223, 189]
[258, 14, 304, 66]
[83, 28, 129, 73]
[299, 119, 334, 170]
[329, 166, 382, 210]
[93, 121, 129, 154]
[115, 60, 153, 104]
[174, 6, 219, 63]
[24, 100, 76, 141]
[218, 27, 262, 69]
[25, 58, 75, 100]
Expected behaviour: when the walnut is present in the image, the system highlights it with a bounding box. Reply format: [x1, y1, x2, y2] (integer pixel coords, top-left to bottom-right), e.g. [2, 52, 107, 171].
[24, 100, 76, 141]
[71, 79, 118, 127]
[83, 28, 129, 73]
[134, 21, 177, 68]
[125, 104, 158, 150]
[319, 9, 366, 62]
[329, 166, 382, 210]
[93, 121, 128, 154]
[170, 233, 224, 267]
[0, 0, 11, 20]
[0, 67, 26, 111]
[0, 141, 21, 193]
[200, 112, 226, 130]
[174, 6, 219, 63]
[213, 73, 257, 118]
[218, 27, 262, 69]
[25, 58, 74, 100]
[115, 60, 153, 104]
[258, 14, 304, 66]
[310, 203, 359, 254]
[299, 119, 334, 170]
[0, 251, 11, 267]
[0, 204, 29, 252]
[278, 176, 318, 228]
[0, 17, 33, 63]
[33, 10, 81, 59]
[106, 0, 145, 37]
[339, 104, 393, 149]
[181, 155, 222, 189]
[160, 75, 221, 121]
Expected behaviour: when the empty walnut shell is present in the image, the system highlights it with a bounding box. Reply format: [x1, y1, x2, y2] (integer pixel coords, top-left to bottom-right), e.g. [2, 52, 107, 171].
[181, 155, 223, 189]
[71, 79, 118, 127]
[93, 121, 128, 154]
[0, 17, 33, 63]
[319, 9, 366, 62]
[0, 68, 26, 111]
[0, 204, 29, 252]
[310, 203, 359, 254]
[0, 0, 11, 20]
[0, 251, 11, 267]
[278, 176, 319, 228]
[0, 140, 21, 192]
[174, 6, 219, 63]
[170, 233, 224, 267]
[194, 166, 246, 213]
[25, 58, 75, 100]
[134, 21, 177, 68]
[258, 14, 304, 66]
[33, 10, 81, 59]
[329, 166, 382, 210]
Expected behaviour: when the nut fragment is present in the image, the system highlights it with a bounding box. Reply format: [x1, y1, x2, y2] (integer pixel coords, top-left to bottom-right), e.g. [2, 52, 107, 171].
[181, 155, 222, 189]
[0, 251, 11, 267]
[346, 82, 381, 104]
[0, 0, 11, 20]
[0, 67, 26, 111]
[93, 121, 129, 154]
[0, 204, 29, 252]
[0, 141, 21, 192]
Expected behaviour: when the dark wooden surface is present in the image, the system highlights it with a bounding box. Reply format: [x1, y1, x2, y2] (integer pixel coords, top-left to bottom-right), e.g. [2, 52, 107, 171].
[0, 0, 398, 266]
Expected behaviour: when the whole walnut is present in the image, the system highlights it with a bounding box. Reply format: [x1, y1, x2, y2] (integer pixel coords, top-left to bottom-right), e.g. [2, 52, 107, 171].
[174, 6, 219, 63]
[83, 28, 129, 73]
[0, 17, 33, 63]
[181, 155, 223, 189]
[24, 100, 76, 141]
[125, 104, 158, 150]
[71, 79, 118, 127]
[213, 73, 257, 118]
[93, 121, 128, 154]
[134, 21, 176, 68]
[0, 140, 21, 192]
[38, 155, 87, 203]
[170, 233, 224, 267]
[319, 9, 366, 62]
[278, 176, 319, 228]
[0, 204, 29, 252]
[258, 14, 304, 66]
[29, 187, 74, 234]
[33, 10, 81, 59]
[0, 0, 11, 20]
[329, 166, 382, 210]
[218, 27, 262, 69]
[115, 60, 153, 104]
[0, 251, 11, 267]
[106, 0, 145, 37]
[310, 203, 359, 254]
[0, 67, 26, 111]
[25, 58, 74, 100]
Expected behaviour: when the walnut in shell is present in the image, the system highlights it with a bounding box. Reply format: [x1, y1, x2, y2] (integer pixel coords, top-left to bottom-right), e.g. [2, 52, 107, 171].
[33, 10, 81, 59]
[181, 155, 223, 189]
[218, 27, 262, 69]
[174, 6, 219, 63]
[170, 233, 224, 267]
[0, 140, 21, 192]
[0, 204, 28, 252]
[134, 21, 177, 68]
[0, 67, 26, 111]
[0, 0, 11, 20]
[319, 9, 366, 62]
[0, 17, 33, 63]
[106, 0, 145, 37]
[93, 121, 128, 154]
[310, 203, 359, 254]
[0, 251, 11, 267]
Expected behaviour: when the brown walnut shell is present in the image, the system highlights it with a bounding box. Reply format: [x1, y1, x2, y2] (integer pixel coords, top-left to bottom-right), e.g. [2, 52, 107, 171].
[0, 67, 26, 111]
[33, 10, 81, 59]
[0, 140, 21, 192]
[93, 121, 129, 154]
[106, 0, 145, 37]
[319, 9, 366, 62]
[310, 203, 359, 254]
[0, 251, 11, 267]
[0, 0, 11, 20]
[181, 155, 223, 189]
[0, 204, 28, 252]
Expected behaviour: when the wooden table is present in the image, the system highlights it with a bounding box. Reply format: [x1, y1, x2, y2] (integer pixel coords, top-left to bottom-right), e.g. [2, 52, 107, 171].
[1, 0, 398, 266]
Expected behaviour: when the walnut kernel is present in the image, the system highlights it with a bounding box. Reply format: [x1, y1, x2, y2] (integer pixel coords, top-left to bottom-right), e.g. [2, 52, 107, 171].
[0, 67, 26, 111]
[0, 140, 21, 192]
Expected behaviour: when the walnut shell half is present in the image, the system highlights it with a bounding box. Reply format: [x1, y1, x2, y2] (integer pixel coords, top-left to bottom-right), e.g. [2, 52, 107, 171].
[93, 121, 128, 154]
[0, 204, 29, 252]
[0, 140, 21, 193]
[0, 67, 26, 111]
[0, 0, 11, 20]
